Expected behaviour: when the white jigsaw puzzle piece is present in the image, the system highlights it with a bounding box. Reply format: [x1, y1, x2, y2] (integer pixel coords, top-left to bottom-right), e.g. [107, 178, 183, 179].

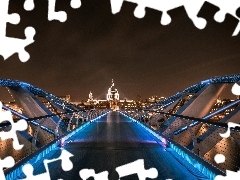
[1, 0, 82, 61]
[48, 0, 67, 22]
[110, 0, 186, 25]
[20, 164, 50, 180]
[231, 83, 240, 96]
[24, 0, 81, 20]
[50, 148, 74, 171]
[110, 0, 240, 36]
[214, 84, 240, 179]
[70, 0, 82, 9]
[219, 122, 240, 138]
[214, 154, 225, 164]
[0, 102, 28, 150]
[215, 170, 240, 180]
[0, 156, 15, 180]
[208, 0, 240, 36]
[116, 159, 158, 180]
[184, 0, 207, 29]
[0, 0, 36, 62]
[79, 169, 109, 180]
[24, 0, 35, 11]
[21, 149, 74, 180]
[207, 0, 240, 23]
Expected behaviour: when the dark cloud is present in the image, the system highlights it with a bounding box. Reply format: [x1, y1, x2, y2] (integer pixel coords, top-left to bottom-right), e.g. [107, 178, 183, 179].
[0, 0, 240, 102]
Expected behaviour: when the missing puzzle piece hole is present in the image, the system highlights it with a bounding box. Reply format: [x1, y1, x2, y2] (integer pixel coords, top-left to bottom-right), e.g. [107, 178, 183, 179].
[22, 164, 34, 177]
[134, 6, 146, 19]
[161, 12, 171, 25]
[18, 51, 30, 63]
[110, 0, 124, 14]
[214, 11, 225, 23]
[214, 154, 225, 164]
[8, 13, 20, 25]
[24, 0, 35, 11]
[231, 83, 240, 96]
[70, 0, 81, 9]
[192, 17, 207, 29]
[24, 27, 36, 39]
[1, 156, 15, 169]
[18, 27, 36, 63]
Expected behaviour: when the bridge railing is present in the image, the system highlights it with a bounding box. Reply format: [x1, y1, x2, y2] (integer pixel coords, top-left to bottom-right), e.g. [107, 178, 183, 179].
[0, 108, 107, 165]
[26, 109, 104, 146]
[4, 111, 109, 180]
[120, 111, 226, 180]
[123, 110, 240, 173]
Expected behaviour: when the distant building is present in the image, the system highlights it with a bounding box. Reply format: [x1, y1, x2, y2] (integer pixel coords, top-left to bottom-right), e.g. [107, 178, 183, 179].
[107, 79, 119, 101]
[82, 80, 170, 110]
[106, 79, 119, 110]
[83, 79, 133, 110]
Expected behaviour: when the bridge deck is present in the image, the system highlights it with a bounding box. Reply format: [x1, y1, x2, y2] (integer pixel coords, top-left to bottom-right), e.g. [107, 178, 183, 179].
[16, 112, 209, 180]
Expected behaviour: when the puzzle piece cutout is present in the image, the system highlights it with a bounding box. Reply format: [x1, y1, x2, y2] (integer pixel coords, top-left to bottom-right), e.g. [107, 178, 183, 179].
[79, 169, 109, 180]
[24, 0, 35, 11]
[110, 0, 240, 36]
[212, 83, 240, 179]
[70, 0, 82, 9]
[0, 101, 28, 150]
[48, 0, 67, 22]
[24, 0, 81, 22]
[215, 170, 240, 180]
[21, 164, 50, 180]
[0, 156, 15, 180]
[219, 122, 240, 138]
[116, 159, 158, 180]
[214, 154, 225, 164]
[208, 0, 240, 36]
[213, 92, 240, 180]
[231, 83, 240, 96]
[1, 0, 82, 62]
[0, 0, 35, 62]
[20, 149, 74, 180]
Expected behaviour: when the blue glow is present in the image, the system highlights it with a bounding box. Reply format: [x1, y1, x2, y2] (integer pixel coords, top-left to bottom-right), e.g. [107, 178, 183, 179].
[2, 104, 27, 119]
[169, 143, 220, 180]
[200, 79, 210, 85]
[5, 111, 109, 180]
[120, 112, 224, 180]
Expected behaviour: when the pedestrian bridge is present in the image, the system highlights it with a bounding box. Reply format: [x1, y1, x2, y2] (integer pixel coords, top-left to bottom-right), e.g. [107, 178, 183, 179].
[5, 111, 223, 180]
[1, 74, 240, 179]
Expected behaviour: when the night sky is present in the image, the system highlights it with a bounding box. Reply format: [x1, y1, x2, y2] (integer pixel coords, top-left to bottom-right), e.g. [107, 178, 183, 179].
[0, 0, 240, 102]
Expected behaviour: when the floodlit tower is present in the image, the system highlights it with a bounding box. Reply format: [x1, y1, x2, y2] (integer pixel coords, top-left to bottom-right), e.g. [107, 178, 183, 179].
[107, 79, 119, 101]
[107, 79, 120, 110]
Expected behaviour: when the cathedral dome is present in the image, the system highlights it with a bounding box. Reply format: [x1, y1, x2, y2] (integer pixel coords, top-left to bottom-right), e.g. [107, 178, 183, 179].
[107, 79, 119, 101]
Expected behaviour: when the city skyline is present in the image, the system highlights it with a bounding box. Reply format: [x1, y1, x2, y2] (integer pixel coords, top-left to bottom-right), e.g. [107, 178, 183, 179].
[0, 1, 240, 102]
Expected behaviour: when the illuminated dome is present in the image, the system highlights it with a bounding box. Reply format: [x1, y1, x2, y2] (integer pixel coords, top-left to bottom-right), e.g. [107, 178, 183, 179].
[107, 79, 119, 101]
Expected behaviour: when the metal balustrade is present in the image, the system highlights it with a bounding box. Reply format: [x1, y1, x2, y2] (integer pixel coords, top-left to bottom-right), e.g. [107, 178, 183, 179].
[0, 107, 108, 164]
[4, 111, 109, 180]
[124, 110, 240, 172]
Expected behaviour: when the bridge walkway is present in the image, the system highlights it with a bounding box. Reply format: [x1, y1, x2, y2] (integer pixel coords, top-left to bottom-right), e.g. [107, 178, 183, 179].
[16, 111, 209, 180]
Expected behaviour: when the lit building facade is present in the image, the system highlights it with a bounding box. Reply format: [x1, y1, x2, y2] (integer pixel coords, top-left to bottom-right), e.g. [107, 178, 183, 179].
[107, 79, 119, 101]
[106, 79, 119, 110]
[82, 80, 166, 110]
